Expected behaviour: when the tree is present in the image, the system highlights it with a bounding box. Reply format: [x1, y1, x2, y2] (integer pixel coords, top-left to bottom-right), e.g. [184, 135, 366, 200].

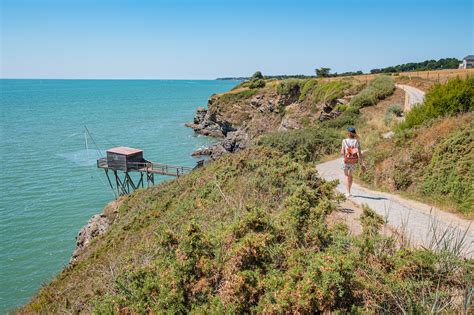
[251, 71, 264, 80]
[315, 67, 331, 78]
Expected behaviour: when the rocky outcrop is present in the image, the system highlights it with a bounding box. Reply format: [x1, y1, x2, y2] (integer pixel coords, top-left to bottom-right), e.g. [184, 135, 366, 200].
[185, 105, 237, 138]
[250, 94, 279, 114]
[70, 200, 121, 263]
[192, 128, 250, 159]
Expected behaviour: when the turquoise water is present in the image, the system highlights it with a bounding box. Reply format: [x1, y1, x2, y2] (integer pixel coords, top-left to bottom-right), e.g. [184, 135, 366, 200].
[0, 79, 236, 313]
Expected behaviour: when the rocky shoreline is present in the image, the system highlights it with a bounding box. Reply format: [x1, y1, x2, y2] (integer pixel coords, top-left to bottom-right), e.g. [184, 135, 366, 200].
[185, 106, 251, 159]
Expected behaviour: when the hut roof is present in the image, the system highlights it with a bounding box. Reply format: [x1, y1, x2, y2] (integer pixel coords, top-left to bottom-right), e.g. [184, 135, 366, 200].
[106, 146, 143, 156]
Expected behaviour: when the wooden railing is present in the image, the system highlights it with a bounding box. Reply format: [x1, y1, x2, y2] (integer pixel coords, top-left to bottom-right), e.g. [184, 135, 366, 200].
[97, 158, 195, 177]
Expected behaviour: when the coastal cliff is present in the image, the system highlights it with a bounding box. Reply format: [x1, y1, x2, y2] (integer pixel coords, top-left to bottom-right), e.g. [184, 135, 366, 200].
[185, 78, 364, 158]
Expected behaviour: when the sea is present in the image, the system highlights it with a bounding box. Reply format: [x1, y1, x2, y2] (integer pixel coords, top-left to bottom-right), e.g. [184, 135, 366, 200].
[0, 79, 237, 313]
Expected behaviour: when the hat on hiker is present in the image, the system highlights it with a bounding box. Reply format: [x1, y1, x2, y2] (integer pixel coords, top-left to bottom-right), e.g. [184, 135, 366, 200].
[347, 127, 356, 133]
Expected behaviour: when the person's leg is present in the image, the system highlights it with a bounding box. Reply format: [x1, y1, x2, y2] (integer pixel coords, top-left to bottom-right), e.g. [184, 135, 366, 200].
[347, 170, 353, 195]
[344, 168, 350, 195]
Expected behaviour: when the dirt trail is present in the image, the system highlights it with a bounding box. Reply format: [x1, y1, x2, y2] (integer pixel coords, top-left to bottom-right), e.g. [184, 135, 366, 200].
[396, 84, 426, 111]
[317, 85, 473, 257]
[316, 159, 473, 257]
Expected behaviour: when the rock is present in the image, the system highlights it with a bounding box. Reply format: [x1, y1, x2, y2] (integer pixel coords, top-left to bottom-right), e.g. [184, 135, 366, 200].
[194, 107, 207, 124]
[209, 144, 228, 159]
[191, 128, 250, 160]
[250, 97, 263, 107]
[319, 110, 342, 122]
[192, 147, 213, 157]
[70, 200, 120, 263]
[278, 117, 300, 131]
[71, 214, 109, 263]
[186, 106, 237, 138]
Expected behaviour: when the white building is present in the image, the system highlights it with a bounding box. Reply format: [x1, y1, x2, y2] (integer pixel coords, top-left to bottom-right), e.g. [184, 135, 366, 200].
[459, 55, 474, 69]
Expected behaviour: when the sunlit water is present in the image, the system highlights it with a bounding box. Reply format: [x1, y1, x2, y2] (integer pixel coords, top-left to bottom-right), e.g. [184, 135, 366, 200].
[0, 79, 236, 312]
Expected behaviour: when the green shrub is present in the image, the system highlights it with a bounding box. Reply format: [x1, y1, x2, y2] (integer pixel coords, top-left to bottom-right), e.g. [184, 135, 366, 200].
[251, 71, 264, 80]
[420, 123, 474, 214]
[257, 127, 341, 162]
[218, 89, 257, 103]
[397, 76, 474, 131]
[249, 79, 266, 89]
[388, 103, 403, 116]
[25, 144, 472, 313]
[276, 79, 304, 95]
[322, 107, 361, 129]
[350, 75, 395, 108]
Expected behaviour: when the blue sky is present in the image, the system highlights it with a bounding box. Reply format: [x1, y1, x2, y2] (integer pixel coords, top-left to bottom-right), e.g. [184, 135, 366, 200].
[1, 0, 472, 79]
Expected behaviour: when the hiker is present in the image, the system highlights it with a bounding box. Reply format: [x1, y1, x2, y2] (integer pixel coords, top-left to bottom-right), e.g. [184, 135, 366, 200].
[340, 127, 365, 197]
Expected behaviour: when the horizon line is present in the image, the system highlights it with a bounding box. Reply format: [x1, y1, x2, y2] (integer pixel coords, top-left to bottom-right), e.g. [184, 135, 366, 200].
[0, 77, 242, 81]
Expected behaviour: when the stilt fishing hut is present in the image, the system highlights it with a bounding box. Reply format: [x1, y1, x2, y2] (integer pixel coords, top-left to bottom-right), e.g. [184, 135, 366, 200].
[97, 146, 196, 196]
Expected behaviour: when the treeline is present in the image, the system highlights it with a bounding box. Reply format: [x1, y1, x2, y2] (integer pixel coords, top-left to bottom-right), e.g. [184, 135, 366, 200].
[217, 74, 315, 80]
[370, 58, 460, 74]
[218, 57, 462, 80]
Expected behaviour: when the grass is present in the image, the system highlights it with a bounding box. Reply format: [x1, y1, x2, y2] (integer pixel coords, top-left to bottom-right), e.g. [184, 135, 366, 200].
[217, 88, 258, 103]
[256, 126, 342, 162]
[357, 113, 474, 217]
[349, 75, 395, 108]
[397, 76, 474, 131]
[276, 79, 304, 95]
[22, 145, 473, 314]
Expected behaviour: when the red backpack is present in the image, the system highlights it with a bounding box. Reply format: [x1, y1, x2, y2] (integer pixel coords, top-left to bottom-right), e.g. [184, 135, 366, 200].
[344, 140, 359, 164]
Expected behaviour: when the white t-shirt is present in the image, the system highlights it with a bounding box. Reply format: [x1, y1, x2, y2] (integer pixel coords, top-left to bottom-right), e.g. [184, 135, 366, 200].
[342, 138, 360, 154]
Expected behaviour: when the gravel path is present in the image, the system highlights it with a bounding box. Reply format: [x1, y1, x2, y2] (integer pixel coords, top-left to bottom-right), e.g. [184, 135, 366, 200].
[316, 159, 473, 257]
[317, 85, 473, 257]
[396, 84, 426, 111]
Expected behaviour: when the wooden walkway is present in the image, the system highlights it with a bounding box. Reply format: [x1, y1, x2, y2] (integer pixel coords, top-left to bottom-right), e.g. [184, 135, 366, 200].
[97, 158, 194, 177]
[97, 157, 202, 197]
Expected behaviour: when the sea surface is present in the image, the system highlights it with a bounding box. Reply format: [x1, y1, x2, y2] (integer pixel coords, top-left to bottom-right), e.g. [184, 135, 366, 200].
[0, 79, 237, 313]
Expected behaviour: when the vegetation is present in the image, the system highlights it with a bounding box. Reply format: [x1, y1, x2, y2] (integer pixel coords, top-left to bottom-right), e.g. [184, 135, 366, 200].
[250, 71, 264, 80]
[388, 104, 403, 117]
[217, 89, 257, 103]
[322, 107, 361, 129]
[310, 80, 352, 105]
[298, 78, 318, 101]
[249, 79, 266, 89]
[276, 79, 304, 95]
[421, 124, 474, 214]
[350, 75, 395, 108]
[359, 114, 474, 216]
[315, 67, 331, 77]
[297, 78, 359, 109]
[257, 126, 341, 162]
[24, 142, 473, 313]
[370, 58, 460, 74]
[397, 76, 474, 131]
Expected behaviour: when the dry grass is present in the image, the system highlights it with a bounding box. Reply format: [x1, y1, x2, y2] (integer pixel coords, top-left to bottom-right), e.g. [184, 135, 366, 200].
[354, 87, 405, 150]
[357, 113, 474, 218]
[323, 68, 474, 90]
